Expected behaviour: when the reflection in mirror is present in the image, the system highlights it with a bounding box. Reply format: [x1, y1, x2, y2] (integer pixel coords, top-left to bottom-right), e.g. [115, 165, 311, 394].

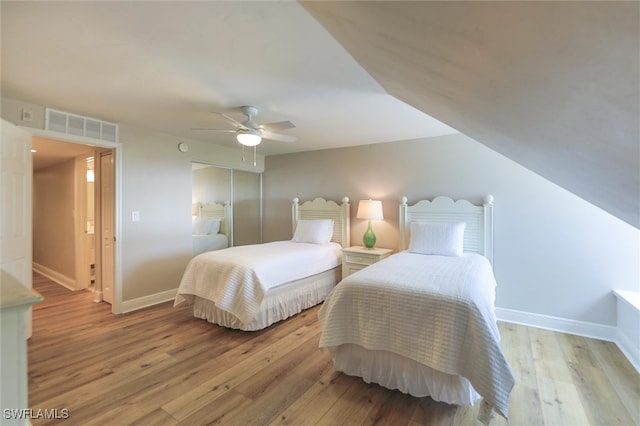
[191, 163, 232, 254]
[191, 162, 263, 252]
[233, 170, 262, 246]
[192, 162, 232, 206]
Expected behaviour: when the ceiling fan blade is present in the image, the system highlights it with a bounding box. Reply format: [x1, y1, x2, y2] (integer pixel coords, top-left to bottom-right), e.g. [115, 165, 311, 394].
[213, 112, 247, 129]
[262, 130, 296, 143]
[191, 128, 236, 133]
[260, 120, 296, 132]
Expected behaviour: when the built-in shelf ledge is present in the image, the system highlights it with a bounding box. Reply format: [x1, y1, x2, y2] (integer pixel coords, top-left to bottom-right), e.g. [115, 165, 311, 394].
[613, 289, 640, 373]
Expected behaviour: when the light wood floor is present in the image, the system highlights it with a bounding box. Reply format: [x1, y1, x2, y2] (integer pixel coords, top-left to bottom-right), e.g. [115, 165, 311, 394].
[28, 273, 639, 426]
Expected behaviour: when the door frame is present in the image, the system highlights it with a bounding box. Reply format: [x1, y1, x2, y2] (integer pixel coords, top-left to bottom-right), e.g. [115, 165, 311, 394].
[24, 126, 123, 314]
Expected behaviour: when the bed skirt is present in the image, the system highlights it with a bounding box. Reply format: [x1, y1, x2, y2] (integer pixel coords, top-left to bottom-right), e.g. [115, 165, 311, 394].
[329, 343, 481, 406]
[192, 267, 341, 331]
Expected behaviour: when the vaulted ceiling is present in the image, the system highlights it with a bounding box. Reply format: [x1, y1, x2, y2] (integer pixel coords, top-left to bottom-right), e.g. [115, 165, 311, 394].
[2, 1, 638, 227]
[302, 1, 639, 228]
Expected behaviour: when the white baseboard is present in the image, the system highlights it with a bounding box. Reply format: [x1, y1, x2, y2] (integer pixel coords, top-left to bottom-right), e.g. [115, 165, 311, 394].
[496, 307, 617, 342]
[496, 307, 640, 374]
[120, 289, 177, 313]
[616, 328, 640, 374]
[32, 263, 76, 291]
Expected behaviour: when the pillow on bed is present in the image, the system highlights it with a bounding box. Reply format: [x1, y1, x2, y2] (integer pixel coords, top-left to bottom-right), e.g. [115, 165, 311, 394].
[192, 217, 220, 235]
[209, 218, 221, 235]
[292, 219, 334, 244]
[408, 221, 466, 256]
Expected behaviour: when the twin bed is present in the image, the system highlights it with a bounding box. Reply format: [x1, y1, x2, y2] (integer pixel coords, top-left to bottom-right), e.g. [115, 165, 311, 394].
[175, 195, 514, 419]
[318, 195, 514, 420]
[176, 196, 350, 331]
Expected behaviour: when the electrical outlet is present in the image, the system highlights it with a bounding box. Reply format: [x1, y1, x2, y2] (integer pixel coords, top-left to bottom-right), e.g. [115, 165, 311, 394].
[132, 211, 140, 222]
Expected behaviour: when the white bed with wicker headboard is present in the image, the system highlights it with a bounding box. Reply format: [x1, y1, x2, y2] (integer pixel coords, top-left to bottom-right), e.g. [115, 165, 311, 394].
[192, 201, 231, 255]
[176, 196, 350, 331]
[318, 195, 514, 421]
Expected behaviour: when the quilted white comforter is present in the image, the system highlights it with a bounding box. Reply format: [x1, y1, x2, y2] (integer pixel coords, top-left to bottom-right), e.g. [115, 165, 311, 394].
[318, 252, 514, 419]
[175, 241, 342, 324]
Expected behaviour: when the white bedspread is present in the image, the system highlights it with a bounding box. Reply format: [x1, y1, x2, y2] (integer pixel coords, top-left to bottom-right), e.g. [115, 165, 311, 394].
[175, 241, 342, 324]
[318, 252, 514, 419]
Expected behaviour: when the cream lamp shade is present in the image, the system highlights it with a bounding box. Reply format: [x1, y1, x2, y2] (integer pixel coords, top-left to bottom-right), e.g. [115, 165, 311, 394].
[357, 199, 383, 248]
[357, 200, 383, 220]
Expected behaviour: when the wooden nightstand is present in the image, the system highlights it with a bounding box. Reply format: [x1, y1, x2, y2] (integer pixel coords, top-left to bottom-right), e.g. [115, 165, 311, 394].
[342, 246, 393, 279]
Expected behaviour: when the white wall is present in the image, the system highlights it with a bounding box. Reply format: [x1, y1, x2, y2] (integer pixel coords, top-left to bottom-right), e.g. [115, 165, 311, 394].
[264, 134, 639, 333]
[32, 159, 76, 282]
[118, 123, 264, 302]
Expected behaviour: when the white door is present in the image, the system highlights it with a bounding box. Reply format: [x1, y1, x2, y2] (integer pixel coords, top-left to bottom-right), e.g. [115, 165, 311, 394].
[100, 151, 115, 304]
[0, 119, 34, 336]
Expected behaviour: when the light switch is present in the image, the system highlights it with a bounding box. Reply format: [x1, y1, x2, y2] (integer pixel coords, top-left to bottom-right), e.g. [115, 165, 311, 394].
[132, 211, 140, 222]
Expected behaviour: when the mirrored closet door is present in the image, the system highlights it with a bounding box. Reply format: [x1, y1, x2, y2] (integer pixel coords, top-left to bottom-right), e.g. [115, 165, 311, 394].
[191, 162, 262, 250]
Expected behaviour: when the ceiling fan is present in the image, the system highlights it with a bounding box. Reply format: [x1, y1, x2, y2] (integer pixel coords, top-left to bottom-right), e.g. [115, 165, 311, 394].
[194, 105, 296, 147]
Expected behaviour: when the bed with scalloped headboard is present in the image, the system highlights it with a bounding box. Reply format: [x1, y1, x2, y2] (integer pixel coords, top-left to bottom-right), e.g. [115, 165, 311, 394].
[318, 195, 514, 422]
[191, 201, 231, 255]
[176, 196, 350, 331]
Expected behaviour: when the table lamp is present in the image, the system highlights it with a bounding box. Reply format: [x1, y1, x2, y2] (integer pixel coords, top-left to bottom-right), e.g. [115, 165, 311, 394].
[357, 199, 383, 249]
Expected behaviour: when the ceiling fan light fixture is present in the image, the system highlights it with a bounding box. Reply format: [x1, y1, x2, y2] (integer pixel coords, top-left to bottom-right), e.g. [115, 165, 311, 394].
[236, 129, 261, 146]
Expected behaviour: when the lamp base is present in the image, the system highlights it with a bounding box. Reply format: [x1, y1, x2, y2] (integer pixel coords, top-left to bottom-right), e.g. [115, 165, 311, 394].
[363, 221, 376, 249]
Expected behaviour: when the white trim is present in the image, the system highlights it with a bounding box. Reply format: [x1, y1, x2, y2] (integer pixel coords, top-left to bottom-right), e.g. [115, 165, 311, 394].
[22, 126, 123, 315]
[32, 263, 75, 291]
[25, 126, 119, 148]
[613, 290, 640, 373]
[616, 327, 640, 374]
[112, 146, 123, 314]
[120, 289, 177, 313]
[496, 307, 616, 342]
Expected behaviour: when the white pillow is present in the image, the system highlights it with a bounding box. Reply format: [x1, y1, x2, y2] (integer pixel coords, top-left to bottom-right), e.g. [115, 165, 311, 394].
[209, 218, 221, 235]
[408, 222, 466, 256]
[192, 217, 219, 235]
[292, 219, 334, 244]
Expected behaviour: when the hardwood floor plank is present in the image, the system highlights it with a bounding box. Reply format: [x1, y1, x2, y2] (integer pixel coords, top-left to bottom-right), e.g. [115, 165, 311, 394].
[498, 322, 538, 389]
[176, 388, 253, 425]
[219, 372, 315, 426]
[408, 398, 457, 426]
[505, 384, 544, 426]
[585, 338, 640, 424]
[233, 331, 321, 399]
[538, 377, 590, 425]
[322, 381, 393, 425]
[161, 325, 319, 420]
[269, 359, 355, 425]
[529, 327, 574, 383]
[27, 273, 639, 426]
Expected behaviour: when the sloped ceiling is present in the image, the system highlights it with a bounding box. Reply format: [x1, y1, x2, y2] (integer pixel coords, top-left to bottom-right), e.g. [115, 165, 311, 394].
[302, 1, 639, 228]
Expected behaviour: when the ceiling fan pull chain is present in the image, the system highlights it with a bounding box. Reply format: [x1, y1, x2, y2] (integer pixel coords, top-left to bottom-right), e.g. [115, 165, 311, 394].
[253, 146, 257, 167]
[242, 144, 245, 162]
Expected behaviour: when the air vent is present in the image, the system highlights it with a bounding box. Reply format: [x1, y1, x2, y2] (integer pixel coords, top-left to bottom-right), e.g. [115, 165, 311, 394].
[45, 108, 118, 143]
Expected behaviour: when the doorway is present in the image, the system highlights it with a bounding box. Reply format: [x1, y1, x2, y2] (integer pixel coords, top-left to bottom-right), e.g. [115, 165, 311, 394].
[31, 136, 116, 308]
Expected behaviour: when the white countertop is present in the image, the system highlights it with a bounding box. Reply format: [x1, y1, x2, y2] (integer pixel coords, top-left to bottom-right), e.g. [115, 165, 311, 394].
[1, 274, 43, 310]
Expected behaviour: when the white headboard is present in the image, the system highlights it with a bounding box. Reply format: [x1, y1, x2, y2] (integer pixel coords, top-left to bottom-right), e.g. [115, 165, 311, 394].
[292, 197, 351, 248]
[399, 195, 494, 264]
[199, 201, 232, 241]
